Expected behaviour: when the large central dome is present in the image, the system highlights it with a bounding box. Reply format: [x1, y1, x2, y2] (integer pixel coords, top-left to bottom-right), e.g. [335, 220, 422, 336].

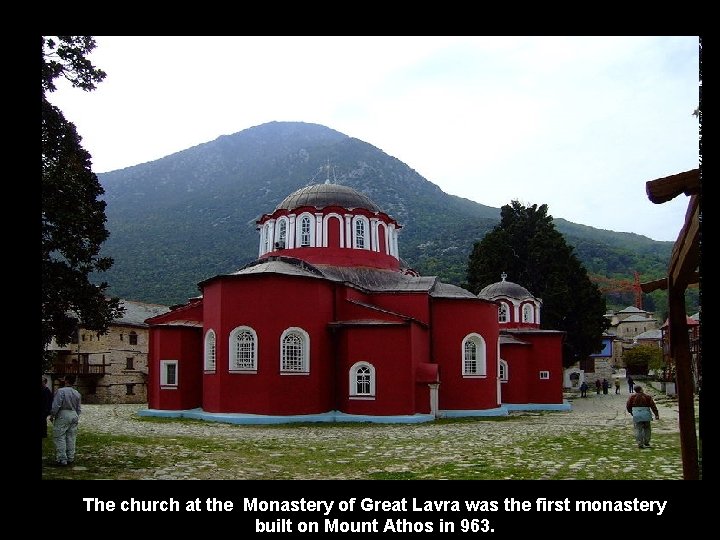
[276, 183, 381, 213]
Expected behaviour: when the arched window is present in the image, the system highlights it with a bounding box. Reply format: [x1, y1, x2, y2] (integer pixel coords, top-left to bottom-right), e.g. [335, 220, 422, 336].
[264, 223, 271, 253]
[462, 333, 487, 377]
[280, 327, 310, 373]
[499, 359, 508, 382]
[300, 216, 312, 247]
[229, 326, 257, 372]
[352, 216, 369, 249]
[349, 362, 376, 398]
[522, 304, 534, 323]
[204, 330, 216, 372]
[498, 303, 509, 323]
[276, 219, 287, 249]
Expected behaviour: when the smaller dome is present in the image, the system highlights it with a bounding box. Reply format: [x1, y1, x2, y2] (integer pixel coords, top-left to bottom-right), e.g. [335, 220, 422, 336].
[276, 183, 381, 212]
[478, 273, 533, 300]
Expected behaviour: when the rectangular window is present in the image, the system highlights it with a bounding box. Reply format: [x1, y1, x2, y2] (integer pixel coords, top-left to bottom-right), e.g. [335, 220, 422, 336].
[126, 357, 134, 370]
[125, 384, 135, 395]
[539, 371, 550, 380]
[129, 333, 138, 345]
[160, 360, 179, 388]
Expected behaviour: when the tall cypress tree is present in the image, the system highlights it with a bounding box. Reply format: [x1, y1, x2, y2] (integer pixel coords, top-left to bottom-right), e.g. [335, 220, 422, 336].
[41, 36, 123, 369]
[467, 200, 609, 367]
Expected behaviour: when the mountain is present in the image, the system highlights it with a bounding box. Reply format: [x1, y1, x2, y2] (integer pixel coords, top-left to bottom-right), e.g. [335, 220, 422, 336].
[95, 121, 692, 314]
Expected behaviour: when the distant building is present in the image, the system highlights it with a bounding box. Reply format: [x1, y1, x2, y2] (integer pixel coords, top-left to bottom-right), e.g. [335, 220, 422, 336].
[144, 183, 568, 423]
[45, 300, 170, 403]
[604, 306, 659, 369]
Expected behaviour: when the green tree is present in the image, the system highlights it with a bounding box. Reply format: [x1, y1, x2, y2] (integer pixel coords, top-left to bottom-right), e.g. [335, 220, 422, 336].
[466, 200, 609, 367]
[42, 36, 123, 370]
[624, 345, 664, 375]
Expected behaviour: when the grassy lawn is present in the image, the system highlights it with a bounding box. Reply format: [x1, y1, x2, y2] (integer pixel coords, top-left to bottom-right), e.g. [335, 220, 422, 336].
[41, 415, 684, 480]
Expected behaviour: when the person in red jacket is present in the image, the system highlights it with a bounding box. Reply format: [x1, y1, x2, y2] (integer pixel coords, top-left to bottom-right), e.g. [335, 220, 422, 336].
[626, 386, 659, 449]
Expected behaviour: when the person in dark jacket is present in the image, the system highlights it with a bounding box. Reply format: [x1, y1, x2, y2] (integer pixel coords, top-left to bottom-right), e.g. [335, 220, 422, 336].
[42, 377, 53, 438]
[626, 386, 659, 449]
[595, 379, 602, 395]
[627, 376, 634, 393]
[602, 378, 609, 395]
[579, 381, 589, 398]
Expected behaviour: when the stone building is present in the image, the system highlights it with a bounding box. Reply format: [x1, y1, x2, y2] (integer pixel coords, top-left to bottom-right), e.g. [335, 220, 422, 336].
[46, 300, 169, 404]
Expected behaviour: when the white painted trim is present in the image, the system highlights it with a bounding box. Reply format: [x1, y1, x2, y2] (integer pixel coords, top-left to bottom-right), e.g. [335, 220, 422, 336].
[322, 213, 345, 248]
[160, 359, 179, 387]
[349, 361, 376, 397]
[279, 327, 310, 373]
[204, 330, 216, 372]
[461, 333, 487, 376]
[228, 326, 258, 372]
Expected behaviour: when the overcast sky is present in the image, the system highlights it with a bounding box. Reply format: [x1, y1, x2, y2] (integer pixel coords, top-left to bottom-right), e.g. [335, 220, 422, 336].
[46, 36, 699, 242]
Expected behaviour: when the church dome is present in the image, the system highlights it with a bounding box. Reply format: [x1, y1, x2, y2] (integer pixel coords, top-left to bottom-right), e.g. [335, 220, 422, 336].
[478, 273, 533, 300]
[276, 183, 381, 213]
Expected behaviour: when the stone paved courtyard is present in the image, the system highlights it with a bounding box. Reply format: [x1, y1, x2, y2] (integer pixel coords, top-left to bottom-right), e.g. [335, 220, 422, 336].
[42, 386, 693, 480]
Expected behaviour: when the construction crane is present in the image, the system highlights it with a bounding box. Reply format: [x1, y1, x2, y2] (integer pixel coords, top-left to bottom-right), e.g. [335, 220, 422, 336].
[591, 271, 643, 309]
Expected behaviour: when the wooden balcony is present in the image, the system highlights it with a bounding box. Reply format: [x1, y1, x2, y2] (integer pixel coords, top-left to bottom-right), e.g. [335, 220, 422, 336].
[51, 363, 106, 376]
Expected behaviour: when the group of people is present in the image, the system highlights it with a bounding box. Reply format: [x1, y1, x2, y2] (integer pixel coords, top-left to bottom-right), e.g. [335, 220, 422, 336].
[42, 375, 82, 467]
[577, 375, 660, 449]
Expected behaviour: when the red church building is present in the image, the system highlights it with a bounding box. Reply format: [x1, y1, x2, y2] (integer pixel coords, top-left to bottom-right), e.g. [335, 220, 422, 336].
[143, 183, 568, 423]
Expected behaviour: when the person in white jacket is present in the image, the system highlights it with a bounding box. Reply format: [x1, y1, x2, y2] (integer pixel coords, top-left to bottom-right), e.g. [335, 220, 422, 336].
[49, 374, 81, 466]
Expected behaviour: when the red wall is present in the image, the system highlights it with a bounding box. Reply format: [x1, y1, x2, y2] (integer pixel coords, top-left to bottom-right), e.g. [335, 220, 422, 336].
[335, 322, 429, 415]
[147, 326, 203, 410]
[431, 298, 500, 411]
[200, 274, 336, 415]
[501, 331, 564, 404]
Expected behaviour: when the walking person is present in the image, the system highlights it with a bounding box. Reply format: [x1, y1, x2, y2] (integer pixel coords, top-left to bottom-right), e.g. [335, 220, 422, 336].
[49, 374, 81, 466]
[614, 378, 621, 394]
[580, 381, 588, 398]
[627, 376, 634, 394]
[626, 385, 659, 449]
[42, 377, 53, 438]
[602, 378, 609, 395]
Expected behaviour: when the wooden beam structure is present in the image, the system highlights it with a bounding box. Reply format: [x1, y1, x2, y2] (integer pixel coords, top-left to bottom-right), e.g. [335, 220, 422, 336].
[640, 168, 701, 480]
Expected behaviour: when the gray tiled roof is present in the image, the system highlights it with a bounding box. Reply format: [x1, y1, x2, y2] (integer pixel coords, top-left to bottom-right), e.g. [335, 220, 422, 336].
[116, 300, 170, 326]
[226, 256, 479, 297]
[275, 183, 381, 213]
[618, 306, 646, 314]
[618, 314, 656, 323]
[479, 280, 533, 300]
[635, 329, 662, 340]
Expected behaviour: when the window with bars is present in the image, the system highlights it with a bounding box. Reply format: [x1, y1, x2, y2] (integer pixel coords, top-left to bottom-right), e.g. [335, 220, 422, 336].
[349, 362, 375, 397]
[230, 327, 257, 372]
[280, 328, 309, 373]
[300, 216, 311, 247]
[204, 330, 216, 371]
[498, 303, 509, 323]
[355, 219, 365, 249]
[462, 334, 487, 376]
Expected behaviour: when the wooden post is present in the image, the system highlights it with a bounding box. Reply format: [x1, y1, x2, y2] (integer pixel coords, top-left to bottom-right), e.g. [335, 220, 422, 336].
[668, 285, 700, 480]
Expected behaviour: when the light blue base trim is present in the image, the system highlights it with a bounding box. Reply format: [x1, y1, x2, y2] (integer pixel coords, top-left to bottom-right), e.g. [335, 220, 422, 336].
[439, 406, 508, 418]
[503, 400, 572, 412]
[138, 408, 435, 425]
[138, 401, 570, 425]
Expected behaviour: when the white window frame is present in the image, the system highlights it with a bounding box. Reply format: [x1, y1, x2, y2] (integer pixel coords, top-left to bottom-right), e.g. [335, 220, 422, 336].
[522, 303, 534, 323]
[297, 213, 315, 247]
[229, 326, 258, 373]
[498, 302, 509, 323]
[539, 370, 550, 380]
[352, 215, 370, 250]
[499, 359, 509, 382]
[204, 330, 216, 372]
[275, 217, 288, 249]
[280, 327, 310, 374]
[349, 361, 376, 399]
[160, 360, 179, 389]
[462, 333, 487, 377]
